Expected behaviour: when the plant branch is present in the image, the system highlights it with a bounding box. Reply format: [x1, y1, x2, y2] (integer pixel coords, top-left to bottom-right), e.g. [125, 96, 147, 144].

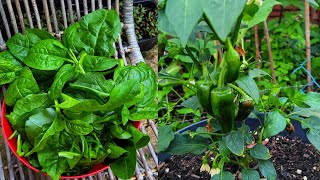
[227, 83, 249, 98]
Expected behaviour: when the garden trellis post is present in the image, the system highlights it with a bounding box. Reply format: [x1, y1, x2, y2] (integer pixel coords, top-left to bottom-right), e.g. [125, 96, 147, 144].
[263, 21, 276, 85]
[305, 0, 312, 92]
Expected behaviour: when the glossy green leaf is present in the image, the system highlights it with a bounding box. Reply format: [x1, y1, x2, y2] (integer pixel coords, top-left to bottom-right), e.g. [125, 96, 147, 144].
[25, 108, 56, 145]
[25, 29, 55, 40]
[0, 51, 22, 85]
[109, 140, 136, 179]
[258, 160, 277, 180]
[250, 144, 271, 160]
[82, 55, 119, 72]
[300, 116, 320, 151]
[181, 96, 201, 112]
[24, 39, 68, 70]
[247, 0, 281, 28]
[129, 103, 158, 120]
[225, 131, 245, 156]
[4, 67, 40, 106]
[106, 144, 128, 159]
[219, 138, 230, 156]
[165, 0, 203, 46]
[308, 0, 319, 8]
[121, 105, 130, 125]
[158, 9, 177, 36]
[263, 110, 286, 138]
[248, 68, 271, 79]
[58, 151, 81, 159]
[38, 150, 68, 180]
[211, 171, 235, 180]
[294, 108, 320, 118]
[203, 0, 247, 42]
[69, 72, 114, 98]
[241, 169, 260, 180]
[6, 32, 41, 61]
[65, 120, 93, 135]
[114, 62, 157, 106]
[158, 125, 175, 152]
[103, 79, 142, 111]
[110, 126, 132, 140]
[8, 93, 51, 138]
[27, 116, 66, 156]
[62, 9, 121, 56]
[49, 64, 75, 100]
[236, 76, 260, 103]
[165, 134, 208, 155]
[127, 124, 150, 148]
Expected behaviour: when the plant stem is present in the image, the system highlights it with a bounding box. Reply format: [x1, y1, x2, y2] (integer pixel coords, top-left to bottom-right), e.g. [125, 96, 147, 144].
[259, 112, 267, 144]
[201, 62, 209, 78]
[171, 87, 185, 102]
[212, 154, 221, 167]
[227, 83, 249, 98]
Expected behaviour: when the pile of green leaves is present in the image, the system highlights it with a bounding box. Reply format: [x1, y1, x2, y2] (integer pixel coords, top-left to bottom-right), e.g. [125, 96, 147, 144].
[0, 9, 157, 180]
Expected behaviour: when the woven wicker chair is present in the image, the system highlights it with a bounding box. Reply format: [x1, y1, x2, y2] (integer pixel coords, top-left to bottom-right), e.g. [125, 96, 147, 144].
[0, 0, 158, 179]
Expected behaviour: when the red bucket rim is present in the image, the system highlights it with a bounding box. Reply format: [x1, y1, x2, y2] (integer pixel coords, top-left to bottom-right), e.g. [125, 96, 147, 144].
[1, 100, 141, 179]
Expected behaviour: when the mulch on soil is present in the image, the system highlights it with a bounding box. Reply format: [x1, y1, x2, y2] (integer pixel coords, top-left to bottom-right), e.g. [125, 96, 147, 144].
[159, 135, 320, 180]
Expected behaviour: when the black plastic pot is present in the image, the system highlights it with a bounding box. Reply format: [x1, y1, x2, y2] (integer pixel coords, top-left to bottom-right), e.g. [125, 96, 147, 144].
[133, 0, 158, 51]
[159, 114, 310, 162]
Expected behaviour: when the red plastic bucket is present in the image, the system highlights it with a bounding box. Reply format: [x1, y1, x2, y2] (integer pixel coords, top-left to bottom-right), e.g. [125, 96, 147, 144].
[1, 100, 141, 179]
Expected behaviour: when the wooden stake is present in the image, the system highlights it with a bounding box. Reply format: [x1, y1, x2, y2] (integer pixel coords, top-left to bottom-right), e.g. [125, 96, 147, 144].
[305, 0, 312, 92]
[254, 25, 261, 81]
[263, 21, 277, 84]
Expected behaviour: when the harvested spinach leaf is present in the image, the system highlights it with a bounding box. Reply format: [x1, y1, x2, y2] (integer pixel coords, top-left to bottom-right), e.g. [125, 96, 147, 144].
[4, 67, 40, 106]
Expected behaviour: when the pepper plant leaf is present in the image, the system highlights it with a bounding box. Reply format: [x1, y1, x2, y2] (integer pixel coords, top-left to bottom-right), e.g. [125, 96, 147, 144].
[247, 0, 281, 28]
[258, 159, 277, 180]
[263, 110, 286, 139]
[300, 116, 320, 151]
[241, 169, 260, 180]
[203, 0, 247, 42]
[236, 76, 260, 104]
[164, 133, 208, 155]
[158, 125, 175, 152]
[165, 0, 203, 47]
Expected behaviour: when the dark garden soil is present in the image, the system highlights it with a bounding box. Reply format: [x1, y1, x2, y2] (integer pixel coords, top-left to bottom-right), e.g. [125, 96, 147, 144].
[159, 135, 320, 180]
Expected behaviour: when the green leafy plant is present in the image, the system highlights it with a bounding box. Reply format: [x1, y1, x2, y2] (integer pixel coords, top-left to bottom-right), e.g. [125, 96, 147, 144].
[244, 11, 320, 90]
[1, 9, 157, 180]
[158, 0, 320, 179]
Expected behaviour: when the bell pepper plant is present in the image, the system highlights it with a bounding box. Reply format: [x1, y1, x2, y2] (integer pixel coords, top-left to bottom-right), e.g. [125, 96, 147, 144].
[159, 0, 320, 179]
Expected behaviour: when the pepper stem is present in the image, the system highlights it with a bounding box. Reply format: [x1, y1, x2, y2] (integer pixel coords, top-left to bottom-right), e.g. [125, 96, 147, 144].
[201, 62, 209, 78]
[218, 64, 227, 88]
[227, 83, 249, 98]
